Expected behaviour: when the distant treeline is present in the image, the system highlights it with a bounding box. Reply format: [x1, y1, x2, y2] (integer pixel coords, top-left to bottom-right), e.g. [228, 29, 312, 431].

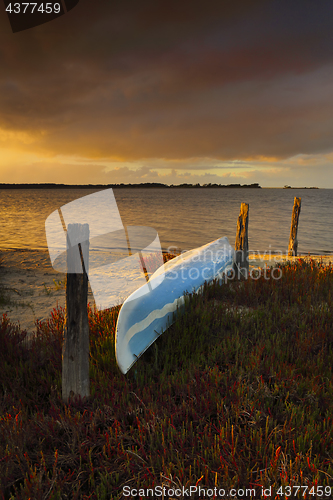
[283, 185, 319, 189]
[0, 182, 262, 189]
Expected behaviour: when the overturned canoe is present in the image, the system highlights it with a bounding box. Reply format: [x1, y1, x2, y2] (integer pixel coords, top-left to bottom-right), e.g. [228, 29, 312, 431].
[115, 236, 235, 374]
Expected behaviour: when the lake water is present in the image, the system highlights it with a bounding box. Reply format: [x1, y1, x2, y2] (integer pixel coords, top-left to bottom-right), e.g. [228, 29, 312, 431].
[1, 187, 332, 256]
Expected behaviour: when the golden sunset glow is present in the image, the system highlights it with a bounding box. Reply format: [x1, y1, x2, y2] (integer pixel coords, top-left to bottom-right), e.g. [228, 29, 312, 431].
[0, 1, 333, 187]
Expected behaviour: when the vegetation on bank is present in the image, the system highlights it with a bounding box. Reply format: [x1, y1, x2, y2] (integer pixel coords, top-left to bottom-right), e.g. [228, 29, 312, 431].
[0, 259, 332, 499]
[0, 182, 261, 189]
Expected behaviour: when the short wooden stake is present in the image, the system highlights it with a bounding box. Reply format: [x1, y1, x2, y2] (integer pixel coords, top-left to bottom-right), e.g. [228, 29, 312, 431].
[234, 203, 249, 279]
[288, 197, 301, 257]
[62, 223, 90, 402]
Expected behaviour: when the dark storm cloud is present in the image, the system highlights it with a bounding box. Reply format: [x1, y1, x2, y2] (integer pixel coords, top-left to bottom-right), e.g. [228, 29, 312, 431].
[0, 0, 333, 161]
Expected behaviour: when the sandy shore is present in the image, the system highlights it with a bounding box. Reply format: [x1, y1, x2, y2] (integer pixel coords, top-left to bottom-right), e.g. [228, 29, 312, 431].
[0, 249, 95, 334]
[0, 249, 331, 335]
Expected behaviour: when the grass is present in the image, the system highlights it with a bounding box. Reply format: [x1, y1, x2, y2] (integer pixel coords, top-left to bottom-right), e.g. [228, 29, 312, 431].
[0, 258, 332, 499]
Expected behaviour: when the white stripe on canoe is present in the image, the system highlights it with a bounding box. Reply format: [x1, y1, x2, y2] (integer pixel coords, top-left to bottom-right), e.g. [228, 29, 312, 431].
[120, 258, 234, 352]
[121, 295, 186, 348]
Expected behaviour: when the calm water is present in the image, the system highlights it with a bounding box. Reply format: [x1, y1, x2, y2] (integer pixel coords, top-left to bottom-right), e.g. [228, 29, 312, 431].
[0, 188, 332, 256]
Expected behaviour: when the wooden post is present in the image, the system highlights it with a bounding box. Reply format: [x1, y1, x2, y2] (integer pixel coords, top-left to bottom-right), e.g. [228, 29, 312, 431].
[288, 197, 301, 257]
[62, 223, 90, 402]
[234, 203, 249, 279]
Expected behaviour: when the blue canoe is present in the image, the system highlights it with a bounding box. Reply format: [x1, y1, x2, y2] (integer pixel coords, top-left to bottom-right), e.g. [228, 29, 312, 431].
[115, 236, 235, 374]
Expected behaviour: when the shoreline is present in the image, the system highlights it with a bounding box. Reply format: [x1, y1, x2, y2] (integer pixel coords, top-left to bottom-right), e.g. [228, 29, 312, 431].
[1, 248, 331, 335]
[1, 182, 262, 189]
[0, 248, 68, 334]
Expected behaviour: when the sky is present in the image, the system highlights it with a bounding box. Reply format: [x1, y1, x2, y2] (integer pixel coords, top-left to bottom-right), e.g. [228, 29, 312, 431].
[0, 0, 333, 187]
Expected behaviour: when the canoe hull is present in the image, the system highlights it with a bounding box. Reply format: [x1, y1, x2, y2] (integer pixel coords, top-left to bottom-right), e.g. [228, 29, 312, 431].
[115, 237, 235, 374]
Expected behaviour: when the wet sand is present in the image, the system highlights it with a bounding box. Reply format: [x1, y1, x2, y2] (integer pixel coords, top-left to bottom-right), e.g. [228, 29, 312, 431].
[0, 249, 331, 335]
[0, 249, 94, 334]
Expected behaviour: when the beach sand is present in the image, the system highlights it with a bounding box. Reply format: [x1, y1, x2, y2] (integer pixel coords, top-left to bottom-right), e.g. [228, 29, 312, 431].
[1, 249, 331, 335]
[0, 249, 95, 334]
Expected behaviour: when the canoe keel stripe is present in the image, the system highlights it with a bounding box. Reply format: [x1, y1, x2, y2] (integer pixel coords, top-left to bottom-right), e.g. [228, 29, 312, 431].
[117, 295, 186, 373]
[123, 295, 185, 348]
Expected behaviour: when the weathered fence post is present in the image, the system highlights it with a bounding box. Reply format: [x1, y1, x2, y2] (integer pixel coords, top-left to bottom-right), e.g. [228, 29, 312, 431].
[234, 203, 249, 279]
[62, 223, 90, 402]
[288, 197, 301, 257]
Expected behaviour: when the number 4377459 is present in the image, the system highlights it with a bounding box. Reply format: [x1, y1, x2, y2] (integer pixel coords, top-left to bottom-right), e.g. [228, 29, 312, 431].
[5, 3, 61, 14]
